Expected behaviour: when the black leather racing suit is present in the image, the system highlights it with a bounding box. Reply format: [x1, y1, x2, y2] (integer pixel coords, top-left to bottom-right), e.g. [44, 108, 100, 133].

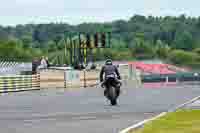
[100, 64, 121, 98]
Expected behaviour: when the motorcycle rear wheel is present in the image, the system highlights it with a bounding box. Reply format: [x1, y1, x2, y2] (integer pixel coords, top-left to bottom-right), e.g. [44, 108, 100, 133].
[109, 86, 117, 105]
[110, 99, 117, 105]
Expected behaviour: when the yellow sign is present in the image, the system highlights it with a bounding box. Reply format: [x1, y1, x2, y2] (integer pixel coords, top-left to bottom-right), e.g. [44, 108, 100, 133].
[84, 48, 87, 64]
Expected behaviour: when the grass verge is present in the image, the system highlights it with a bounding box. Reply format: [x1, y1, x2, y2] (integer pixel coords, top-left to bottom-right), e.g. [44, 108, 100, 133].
[129, 110, 200, 133]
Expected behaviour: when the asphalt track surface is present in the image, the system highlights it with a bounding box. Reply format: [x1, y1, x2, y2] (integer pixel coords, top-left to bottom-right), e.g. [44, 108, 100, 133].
[0, 82, 200, 133]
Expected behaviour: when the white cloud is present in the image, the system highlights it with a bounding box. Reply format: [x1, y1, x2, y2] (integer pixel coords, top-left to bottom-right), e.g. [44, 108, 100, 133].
[14, 0, 50, 5]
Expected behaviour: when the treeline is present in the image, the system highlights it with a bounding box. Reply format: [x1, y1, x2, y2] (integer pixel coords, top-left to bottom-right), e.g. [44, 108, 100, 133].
[1, 14, 200, 67]
[0, 40, 43, 62]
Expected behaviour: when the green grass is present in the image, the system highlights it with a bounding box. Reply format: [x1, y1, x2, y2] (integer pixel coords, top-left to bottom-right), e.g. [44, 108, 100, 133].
[130, 110, 200, 133]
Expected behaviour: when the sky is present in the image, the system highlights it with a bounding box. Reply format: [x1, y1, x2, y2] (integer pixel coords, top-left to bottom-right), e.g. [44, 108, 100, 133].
[0, 0, 199, 26]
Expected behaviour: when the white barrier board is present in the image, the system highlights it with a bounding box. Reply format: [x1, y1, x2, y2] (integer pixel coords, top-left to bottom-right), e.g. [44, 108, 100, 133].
[64, 70, 80, 84]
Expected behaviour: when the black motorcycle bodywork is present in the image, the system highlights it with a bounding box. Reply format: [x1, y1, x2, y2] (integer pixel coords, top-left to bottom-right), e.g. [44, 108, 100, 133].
[103, 77, 121, 105]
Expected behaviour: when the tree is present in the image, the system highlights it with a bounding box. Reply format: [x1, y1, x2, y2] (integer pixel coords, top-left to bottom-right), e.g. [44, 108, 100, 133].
[1, 14, 200, 64]
[47, 41, 57, 52]
[132, 38, 156, 59]
[0, 26, 9, 41]
[21, 35, 32, 49]
[173, 31, 194, 50]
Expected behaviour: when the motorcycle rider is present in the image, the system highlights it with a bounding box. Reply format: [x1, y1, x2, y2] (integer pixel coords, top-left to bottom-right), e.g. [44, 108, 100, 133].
[100, 59, 121, 99]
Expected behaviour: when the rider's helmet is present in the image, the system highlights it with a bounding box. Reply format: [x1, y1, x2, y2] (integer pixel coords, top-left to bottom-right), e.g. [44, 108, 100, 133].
[105, 59, 113, 65]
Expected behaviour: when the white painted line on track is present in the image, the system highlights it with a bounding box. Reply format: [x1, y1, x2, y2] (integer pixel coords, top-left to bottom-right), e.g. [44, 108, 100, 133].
[119, 95, 200, 133]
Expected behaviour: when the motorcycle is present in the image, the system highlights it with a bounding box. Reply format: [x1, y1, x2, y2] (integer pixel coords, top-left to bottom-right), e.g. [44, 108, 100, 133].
[101, 75, 122, 106]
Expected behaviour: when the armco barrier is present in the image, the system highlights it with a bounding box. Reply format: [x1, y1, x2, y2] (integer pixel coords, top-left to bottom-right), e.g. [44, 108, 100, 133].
[141, 72, 200, 83]
[0, 74, 40, 93]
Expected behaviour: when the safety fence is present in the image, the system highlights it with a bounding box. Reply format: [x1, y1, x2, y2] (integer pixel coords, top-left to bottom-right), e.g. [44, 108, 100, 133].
[0, 63, 141, 93]
[0, 61, 32, 75]
[64, 64, 142, 88]
[39, 69, 102, 89]
[0, 74, 40, 93]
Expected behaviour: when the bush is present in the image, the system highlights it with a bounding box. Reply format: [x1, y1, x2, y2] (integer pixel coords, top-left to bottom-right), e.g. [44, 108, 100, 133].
[156, 45, 171, 59]
[193, 48, 200, 55]
[168, 50, 199, 65]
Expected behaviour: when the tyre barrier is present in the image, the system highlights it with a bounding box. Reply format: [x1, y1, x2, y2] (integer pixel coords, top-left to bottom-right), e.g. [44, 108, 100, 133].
[0, 74, 40, 93]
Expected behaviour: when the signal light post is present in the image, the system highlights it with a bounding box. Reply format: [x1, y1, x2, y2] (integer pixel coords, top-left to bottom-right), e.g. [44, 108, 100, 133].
[108, 32, 111, 48]
[94, 33, 98, 48]
[64, 32, 111, 69]
[101, 33, 106, 48]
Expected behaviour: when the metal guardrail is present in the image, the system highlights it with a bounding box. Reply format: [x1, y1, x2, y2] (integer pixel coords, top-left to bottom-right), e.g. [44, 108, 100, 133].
[0, 74, 40, 93]
[141, 72, 200, 83]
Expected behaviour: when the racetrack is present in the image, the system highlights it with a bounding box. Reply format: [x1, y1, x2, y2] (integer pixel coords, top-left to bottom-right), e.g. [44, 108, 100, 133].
[0, 83, 200, 133]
